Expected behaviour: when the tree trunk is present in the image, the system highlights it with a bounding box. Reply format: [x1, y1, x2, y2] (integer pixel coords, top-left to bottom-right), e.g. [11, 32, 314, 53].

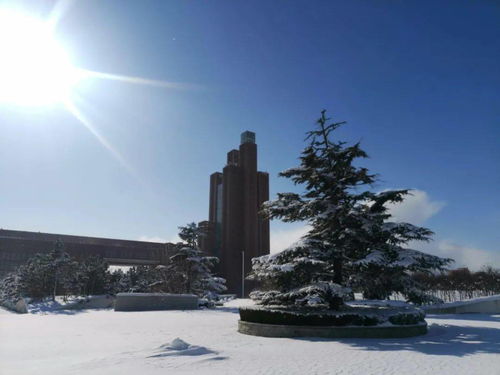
[333, 256, 342, 284]
[331, 255, 344, 309]
[52, 274, 58, 301]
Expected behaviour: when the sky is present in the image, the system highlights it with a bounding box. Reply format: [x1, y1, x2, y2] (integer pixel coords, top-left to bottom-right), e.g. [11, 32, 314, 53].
[0, 0, 499, 270]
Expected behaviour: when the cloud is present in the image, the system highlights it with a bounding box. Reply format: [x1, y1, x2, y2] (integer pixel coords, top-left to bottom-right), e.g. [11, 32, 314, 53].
[138, 235, 167, 243]
[387, 189, 445, 225]
[386, 189, 499, 269]
[270, 225, 311, 254]
[412, 239, 500, 271]
[138, 234, 181, 243]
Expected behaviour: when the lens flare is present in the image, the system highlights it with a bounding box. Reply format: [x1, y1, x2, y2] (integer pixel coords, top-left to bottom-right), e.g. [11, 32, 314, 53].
[0, 9, 82, 106]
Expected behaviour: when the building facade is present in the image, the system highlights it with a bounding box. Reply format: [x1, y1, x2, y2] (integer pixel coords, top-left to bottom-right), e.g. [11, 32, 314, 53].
[200, 131, 270, 296]
[0, 229, 175, 277]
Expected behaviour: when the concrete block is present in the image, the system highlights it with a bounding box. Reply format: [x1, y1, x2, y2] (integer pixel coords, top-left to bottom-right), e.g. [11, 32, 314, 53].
[114, 293, 198, 311]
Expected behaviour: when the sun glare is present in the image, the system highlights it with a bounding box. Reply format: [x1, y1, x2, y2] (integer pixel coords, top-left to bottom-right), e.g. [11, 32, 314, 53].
[0, 9, 82, 106]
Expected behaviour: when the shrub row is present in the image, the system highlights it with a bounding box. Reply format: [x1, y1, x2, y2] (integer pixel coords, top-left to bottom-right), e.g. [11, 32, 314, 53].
[388, 311, 425, 325]
[412, 267, 500, 303]
[239, 307, 380, 326]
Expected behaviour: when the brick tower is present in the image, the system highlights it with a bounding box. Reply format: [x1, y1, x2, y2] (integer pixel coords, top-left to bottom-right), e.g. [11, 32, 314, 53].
[200, 131, 270, 296]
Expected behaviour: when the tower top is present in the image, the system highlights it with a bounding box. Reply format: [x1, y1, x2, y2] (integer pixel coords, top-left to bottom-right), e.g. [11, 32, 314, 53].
[241, 131, 255, 145]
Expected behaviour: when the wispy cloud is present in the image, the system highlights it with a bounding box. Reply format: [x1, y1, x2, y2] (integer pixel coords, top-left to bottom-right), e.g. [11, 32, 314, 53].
[138, 233, 181, 244]
[412, 240, 499, 271]
[138, 235, 167, 243]
[387, 189, 445, 225]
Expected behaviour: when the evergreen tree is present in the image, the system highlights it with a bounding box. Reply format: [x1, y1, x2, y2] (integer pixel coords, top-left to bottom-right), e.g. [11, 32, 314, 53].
[127, 265, 159, 293]
[49, 240, 76, 300]
[178, 222, 204, 249]
[249, 110, 451, 309]
[107, 268, 131, 294]
[16, 240, 77, 301]
[164, 223, 226, 298]
[75, 256, 110, 296]
[0, 272, 22, 305]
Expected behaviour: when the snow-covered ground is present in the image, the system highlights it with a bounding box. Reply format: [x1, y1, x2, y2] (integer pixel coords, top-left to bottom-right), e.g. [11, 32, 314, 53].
[1, 300, 499, 375]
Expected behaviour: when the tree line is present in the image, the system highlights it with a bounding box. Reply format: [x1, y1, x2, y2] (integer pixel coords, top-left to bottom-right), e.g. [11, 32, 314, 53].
[0, 223, 226, 304]
[411, 267, 500, 302]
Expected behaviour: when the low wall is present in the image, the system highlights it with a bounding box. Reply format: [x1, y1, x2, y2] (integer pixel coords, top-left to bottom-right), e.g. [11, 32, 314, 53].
[425, 297, 500, 314]
[238, 320, 427, 338]
[114, 293, 198, 311]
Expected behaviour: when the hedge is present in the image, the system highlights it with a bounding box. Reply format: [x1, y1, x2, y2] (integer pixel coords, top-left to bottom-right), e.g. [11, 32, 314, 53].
[239, 306, 425, 327]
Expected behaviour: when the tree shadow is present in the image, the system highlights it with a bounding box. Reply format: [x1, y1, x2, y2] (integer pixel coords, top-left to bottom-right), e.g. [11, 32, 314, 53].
[29, 305, 111, 315]
[29, 308, 86, 315]
[299, 323, 500, 356]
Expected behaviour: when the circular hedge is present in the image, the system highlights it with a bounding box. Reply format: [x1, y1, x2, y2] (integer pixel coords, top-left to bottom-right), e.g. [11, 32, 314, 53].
[238, 320, 427, 338]
[239, 304, 425, 327]
[238, 304, 428, 338]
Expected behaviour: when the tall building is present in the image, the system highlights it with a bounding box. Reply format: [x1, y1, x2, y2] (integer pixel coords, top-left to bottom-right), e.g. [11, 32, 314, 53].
[200, 131, 270, 296]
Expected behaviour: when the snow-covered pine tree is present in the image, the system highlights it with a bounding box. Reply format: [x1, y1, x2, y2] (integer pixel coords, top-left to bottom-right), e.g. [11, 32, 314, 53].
[178, 222, 204, 249]
[165, 223, 226, 298]
[74, 256, 110, 296]
[126, 265, 159, 293]
[16, 240, 77, 300]
[48, 240, 77, 301]
[346, 191, 452, 304]
[248, 110, 452, 309]
[0, 272, 22, 306]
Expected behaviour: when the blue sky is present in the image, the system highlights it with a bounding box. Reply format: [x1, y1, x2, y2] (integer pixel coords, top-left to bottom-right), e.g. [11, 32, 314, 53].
[0, 0, 499, 269]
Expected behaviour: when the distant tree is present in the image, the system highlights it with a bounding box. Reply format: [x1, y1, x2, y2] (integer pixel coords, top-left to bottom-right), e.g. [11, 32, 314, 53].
[49, 240, 77, 300]
[106, 268, 132, 294]
[0, 272, 22, 305]
[249, 110, 451, 309]
[75, 256, 110, 296]
[2, 243, 113, 301]
[178, 222, 204, 249]
[16, 240, 77, 301]
[163, 223, 226, 298]
[126, 265, 159, 293]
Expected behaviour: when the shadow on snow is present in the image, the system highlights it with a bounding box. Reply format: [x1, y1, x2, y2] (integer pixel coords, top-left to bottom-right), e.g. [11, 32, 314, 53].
[297, 322, 500, 357]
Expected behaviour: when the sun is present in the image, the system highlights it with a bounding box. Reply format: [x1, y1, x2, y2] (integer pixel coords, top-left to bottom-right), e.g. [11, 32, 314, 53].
[0, 9, 82, 106]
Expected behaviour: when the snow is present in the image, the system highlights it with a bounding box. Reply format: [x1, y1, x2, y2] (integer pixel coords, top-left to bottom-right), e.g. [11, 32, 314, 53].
[0, 306, 12, 314]
[1, 299, 499, 375]
[348, 299, 414, 308]
[149, 338, 218, 358]
[422, 294, 500, 309]
[165, 338, 191, 351]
